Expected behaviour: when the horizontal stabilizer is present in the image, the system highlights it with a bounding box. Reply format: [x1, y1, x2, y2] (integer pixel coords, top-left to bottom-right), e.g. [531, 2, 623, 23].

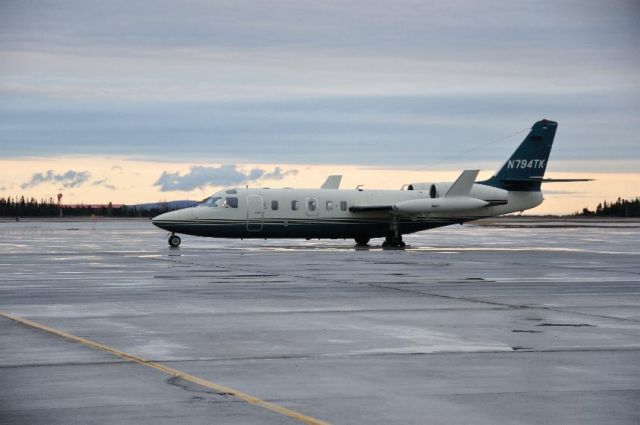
[541, 178, 594, 183]
[445, 170, 479, 197]
[321, 175, 342, 189]
[496, 177, 594, 190]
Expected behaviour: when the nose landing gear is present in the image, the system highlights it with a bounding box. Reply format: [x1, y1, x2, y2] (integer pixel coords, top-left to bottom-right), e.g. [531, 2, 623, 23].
[168, 233, 181, 247]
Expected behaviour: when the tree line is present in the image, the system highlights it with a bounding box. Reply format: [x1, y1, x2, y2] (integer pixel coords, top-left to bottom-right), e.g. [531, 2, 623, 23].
[575, 197, 640, 217]
[0, 196, 173, 218]
[2, 195, 639, 218]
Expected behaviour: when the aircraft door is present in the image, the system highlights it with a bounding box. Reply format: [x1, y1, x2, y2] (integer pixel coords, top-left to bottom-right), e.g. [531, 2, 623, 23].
[305, 197, 319, 216]
[246, 195, 264, 232]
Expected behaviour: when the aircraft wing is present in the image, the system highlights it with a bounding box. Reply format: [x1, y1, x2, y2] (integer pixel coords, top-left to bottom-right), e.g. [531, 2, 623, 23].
[444, 170, 479, 197]
[349, 170, 484, 214]
[349, 205, 393, 213]
[321, 175, 342, 189]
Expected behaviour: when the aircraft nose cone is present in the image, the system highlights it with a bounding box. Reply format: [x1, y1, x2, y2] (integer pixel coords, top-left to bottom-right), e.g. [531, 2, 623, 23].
[152, 211, 171, 230]
[152, 209, 194, 231]
[151, 211, 168, 227]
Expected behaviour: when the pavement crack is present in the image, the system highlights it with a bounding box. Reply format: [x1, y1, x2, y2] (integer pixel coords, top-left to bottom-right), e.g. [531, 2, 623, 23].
[157, 254, 640, 325]
[167, 375, 234, 398]
[537, 323, 595, 327]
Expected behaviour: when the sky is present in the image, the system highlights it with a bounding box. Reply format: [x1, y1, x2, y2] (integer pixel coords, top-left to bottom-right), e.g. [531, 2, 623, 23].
[1, 0, 638, 213]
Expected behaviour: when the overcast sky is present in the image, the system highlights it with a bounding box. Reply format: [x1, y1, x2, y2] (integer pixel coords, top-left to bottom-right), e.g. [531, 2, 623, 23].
[0, 1, 638, 212]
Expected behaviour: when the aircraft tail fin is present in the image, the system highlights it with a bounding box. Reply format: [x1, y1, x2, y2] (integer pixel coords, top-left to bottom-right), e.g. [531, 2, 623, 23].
[480, 119, 557, 191]
[445, 170, 479, 197]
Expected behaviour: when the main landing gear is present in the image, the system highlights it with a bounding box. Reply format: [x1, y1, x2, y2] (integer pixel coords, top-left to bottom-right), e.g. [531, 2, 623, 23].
[382, 219, 405, 248]
[354, 236, 370, 246]
[382, 233, 405, 248]
[168, 233, 181, 247]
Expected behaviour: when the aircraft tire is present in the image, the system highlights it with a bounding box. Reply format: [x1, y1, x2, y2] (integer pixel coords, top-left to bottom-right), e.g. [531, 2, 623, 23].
[168, 234, 181, 247]
[382, 236, 405, 248]
[354, 236, 370, 246]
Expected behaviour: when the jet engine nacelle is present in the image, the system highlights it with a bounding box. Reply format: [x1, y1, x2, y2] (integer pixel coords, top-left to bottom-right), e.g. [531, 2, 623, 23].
[406, 182, 442, 198]
[393, 197, 489, 214]
[407, 182, 509, 204]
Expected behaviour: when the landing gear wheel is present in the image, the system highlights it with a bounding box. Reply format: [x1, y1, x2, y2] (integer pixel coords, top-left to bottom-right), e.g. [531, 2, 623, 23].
[354, 236, 370, 246]
[168, 234, 181, 247]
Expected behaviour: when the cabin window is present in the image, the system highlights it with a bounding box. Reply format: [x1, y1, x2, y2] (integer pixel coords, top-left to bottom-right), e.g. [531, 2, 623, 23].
[307, 198, 317, 212]
[291, 200, 299, 211]
[340, 201, 347, 211]
[271, 200, 279, 210]
[223, 197, 238, 208]
[326, 200, 333, 211]
[225, 189, 237, 194]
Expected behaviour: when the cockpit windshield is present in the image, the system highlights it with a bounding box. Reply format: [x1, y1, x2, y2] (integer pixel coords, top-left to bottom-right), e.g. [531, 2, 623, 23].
[199, 196, 222, 207]
[199, 192, 238, 208]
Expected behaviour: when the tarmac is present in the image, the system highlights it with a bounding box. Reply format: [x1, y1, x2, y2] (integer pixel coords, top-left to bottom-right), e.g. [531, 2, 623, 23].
[1, 218, 639, 424]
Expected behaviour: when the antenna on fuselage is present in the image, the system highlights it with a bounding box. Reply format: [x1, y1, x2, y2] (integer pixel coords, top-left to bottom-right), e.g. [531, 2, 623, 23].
[369, 125, 529, 188]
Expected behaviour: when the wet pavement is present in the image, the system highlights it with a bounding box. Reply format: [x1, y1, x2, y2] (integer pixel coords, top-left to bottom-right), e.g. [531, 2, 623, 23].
[1, 219, 639, 424]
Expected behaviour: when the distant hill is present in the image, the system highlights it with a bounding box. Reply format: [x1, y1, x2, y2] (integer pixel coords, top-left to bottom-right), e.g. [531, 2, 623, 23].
[0, 196, 199, 217]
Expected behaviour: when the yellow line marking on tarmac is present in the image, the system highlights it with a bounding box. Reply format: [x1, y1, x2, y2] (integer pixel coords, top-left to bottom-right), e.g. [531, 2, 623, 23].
[0, 312, 330, 425]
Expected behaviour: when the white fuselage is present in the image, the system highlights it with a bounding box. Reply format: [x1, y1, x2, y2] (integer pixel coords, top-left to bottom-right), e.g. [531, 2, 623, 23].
[152, 184, 543, 240]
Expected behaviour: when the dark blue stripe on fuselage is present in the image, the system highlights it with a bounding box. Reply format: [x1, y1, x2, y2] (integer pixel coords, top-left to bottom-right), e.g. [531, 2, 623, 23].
[152, 218, 466, 239]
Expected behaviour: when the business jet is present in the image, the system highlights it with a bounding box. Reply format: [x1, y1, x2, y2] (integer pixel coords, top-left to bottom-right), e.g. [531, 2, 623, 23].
[153, 119, 588, 247]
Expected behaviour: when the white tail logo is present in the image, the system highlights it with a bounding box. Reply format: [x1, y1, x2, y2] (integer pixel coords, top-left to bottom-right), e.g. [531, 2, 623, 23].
[507, 159, 546, 169]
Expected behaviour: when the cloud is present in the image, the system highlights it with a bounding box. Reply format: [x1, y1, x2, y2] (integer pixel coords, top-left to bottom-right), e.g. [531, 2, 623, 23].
[262, 166, 298, 180]
[92, 179, 116, 190]
[154, 164, 268, 192]
[154, 165, 299, 191]
[21, 170, 90, 189]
